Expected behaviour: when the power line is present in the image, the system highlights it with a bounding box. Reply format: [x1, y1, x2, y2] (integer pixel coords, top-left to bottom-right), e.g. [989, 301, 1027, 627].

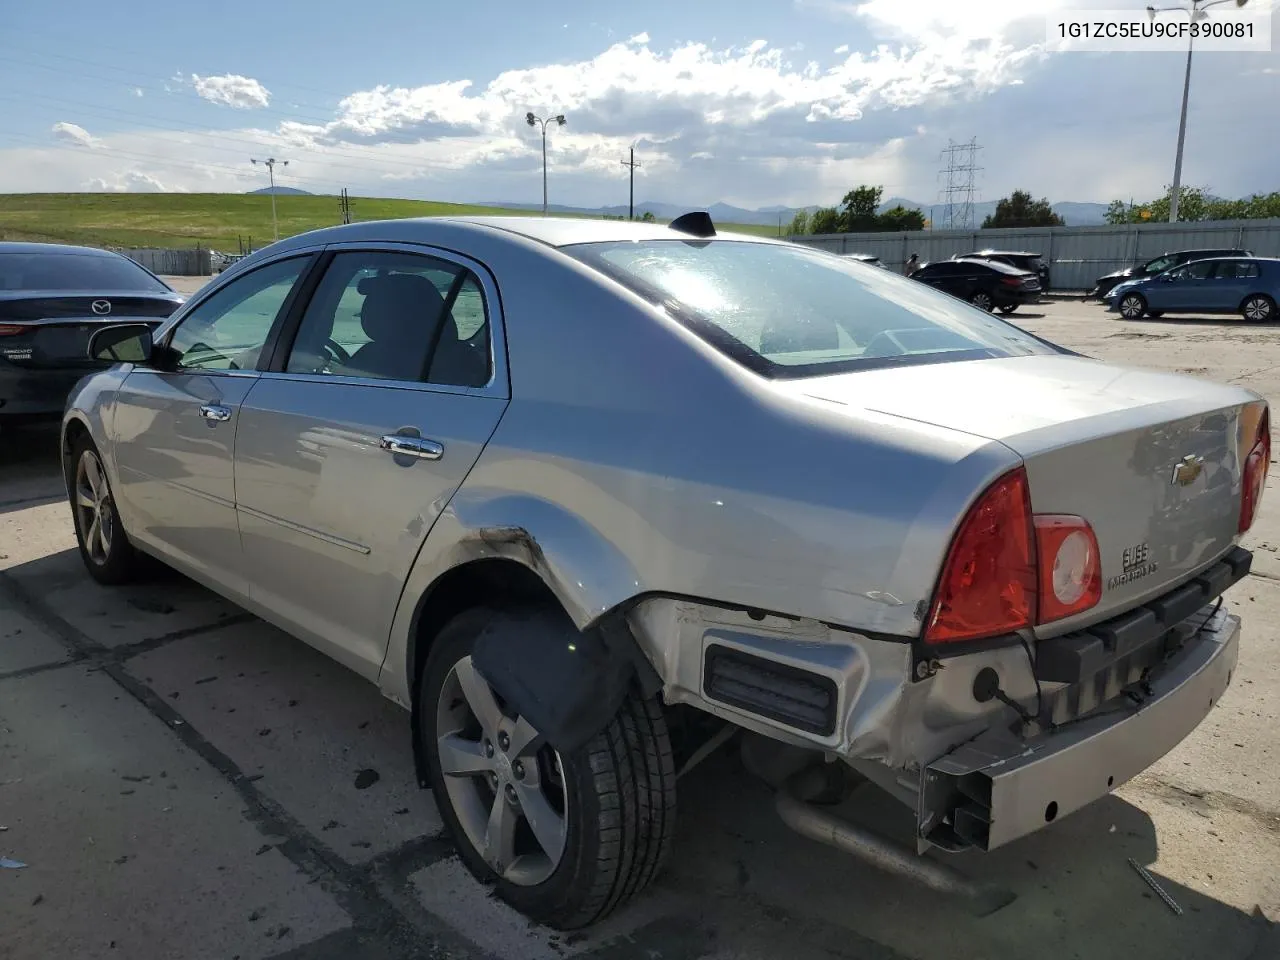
[620, 145, 642, 220]
[937, 137, 982, 231]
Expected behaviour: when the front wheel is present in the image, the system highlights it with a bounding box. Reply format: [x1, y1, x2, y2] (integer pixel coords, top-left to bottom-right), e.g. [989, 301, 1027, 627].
[1243, 295, 1276, 323]
[421, 608, 676, 930]
[969, 291, 994, 312]
[1119, 293, 1147, 320]
[68, 435, 141, 585]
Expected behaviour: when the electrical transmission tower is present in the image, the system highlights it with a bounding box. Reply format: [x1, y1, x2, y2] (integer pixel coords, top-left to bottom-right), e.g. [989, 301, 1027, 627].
[937, 138, 982, 231]
[620, 146, 642, 220]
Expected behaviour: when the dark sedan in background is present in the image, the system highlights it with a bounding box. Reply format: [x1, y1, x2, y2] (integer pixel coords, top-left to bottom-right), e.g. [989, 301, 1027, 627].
[1090, 247, 1253, 301]
[953, 249, 1050, 292]
[0, 243, 184, 426]
[910, 257, 1041, 313]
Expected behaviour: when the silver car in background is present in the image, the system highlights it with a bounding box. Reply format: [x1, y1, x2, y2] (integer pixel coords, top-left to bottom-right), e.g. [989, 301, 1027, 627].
[63, 215, 1267, 929]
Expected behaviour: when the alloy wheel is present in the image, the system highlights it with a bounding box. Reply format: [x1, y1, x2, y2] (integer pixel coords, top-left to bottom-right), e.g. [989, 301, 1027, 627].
[971, 292, 993, 312]
[1120, 295, 1145, 319]
[74, 450, 114, 565]
[1244, 296, 1273, 323]
[435, 656, 568, 886]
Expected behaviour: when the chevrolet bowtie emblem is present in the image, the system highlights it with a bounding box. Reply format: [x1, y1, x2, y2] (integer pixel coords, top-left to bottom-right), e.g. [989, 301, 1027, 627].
[1171, 454, 1205, 487]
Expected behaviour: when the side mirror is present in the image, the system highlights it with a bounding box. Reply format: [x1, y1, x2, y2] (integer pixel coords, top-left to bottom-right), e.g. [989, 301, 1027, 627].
[88, 323, 155, 364]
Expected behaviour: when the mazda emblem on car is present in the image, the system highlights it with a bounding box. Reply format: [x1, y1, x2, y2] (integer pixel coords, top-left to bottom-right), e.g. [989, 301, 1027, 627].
[91, 299, 112, 315]
[1172, 454, 1205, 487]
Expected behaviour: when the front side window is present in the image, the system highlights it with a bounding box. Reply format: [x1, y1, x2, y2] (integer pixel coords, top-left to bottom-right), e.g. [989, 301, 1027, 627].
[284, 251, 491, 387]
[562, 240, 1058, 379]
[1186, 261, 1217, 279]
[166, 256, 309, 371]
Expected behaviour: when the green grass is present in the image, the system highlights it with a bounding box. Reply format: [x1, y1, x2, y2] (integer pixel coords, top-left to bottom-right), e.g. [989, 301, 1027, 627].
[0, 193, 777, 250]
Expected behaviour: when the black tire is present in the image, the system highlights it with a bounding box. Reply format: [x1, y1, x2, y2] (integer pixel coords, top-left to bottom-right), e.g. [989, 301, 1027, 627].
[420, 607, 676, 930]
[969, 291, 994, 312]
[1147, 311, 1164, 318]
[67, 433, 141, 585]
[1242, 294, 1276, 323]
[998, 304, 1018, 315]
[1118, 293, 1147, 320]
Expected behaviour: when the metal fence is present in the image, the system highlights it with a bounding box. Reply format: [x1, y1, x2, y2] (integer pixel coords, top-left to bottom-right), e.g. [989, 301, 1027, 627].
[790, 219, 1280, 291]
[113, 247, 213, 277]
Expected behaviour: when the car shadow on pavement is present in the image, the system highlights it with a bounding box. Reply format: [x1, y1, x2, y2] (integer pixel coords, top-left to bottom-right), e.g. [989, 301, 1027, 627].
[0, 423, 64, 514]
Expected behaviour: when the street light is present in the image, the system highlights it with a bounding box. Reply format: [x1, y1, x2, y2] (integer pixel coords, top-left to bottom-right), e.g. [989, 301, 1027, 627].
[250, 157, 289, 240]
[526, 112, 566, 215]
[1146, 0, 1249, 222]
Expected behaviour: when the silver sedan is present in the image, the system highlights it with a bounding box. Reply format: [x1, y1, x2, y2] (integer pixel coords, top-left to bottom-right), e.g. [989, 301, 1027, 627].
[63, 214, 1267, 928]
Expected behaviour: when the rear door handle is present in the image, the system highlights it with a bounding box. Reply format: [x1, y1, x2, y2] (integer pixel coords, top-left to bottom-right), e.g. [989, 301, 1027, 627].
[379, 434, 444, 461]
[200, 404, 232, 422]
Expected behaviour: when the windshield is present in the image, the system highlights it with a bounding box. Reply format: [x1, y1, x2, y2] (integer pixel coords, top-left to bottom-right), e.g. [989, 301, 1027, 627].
[1144, 255, 1175, 273]
[562, 240, 1060, 379]
[0, 252, 171, 292]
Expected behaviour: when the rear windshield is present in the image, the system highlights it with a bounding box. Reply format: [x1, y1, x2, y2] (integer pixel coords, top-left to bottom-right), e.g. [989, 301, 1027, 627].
[0, 253, 170, 292]
[562, 240, 1060, 379]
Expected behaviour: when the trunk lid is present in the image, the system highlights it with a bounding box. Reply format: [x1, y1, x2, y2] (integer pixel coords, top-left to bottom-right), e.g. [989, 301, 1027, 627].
[0, 292, 179, 369]
[779, 355, 1261, 626]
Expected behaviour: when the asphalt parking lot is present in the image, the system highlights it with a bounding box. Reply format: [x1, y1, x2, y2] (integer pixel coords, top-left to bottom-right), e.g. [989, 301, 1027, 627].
[2, 285, 1278, 960]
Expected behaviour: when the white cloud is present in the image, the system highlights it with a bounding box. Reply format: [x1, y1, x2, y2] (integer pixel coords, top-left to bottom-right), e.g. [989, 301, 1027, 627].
[85, 170, 178, 192]
[134, 88, 144, 97]
[191, 73, 271, 109]
[51, 122, 99, 148]
[834, 44, 849, 54]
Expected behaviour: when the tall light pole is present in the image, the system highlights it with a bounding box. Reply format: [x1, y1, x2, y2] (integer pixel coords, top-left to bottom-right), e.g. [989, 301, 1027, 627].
[525, 112, 565, 215]
[250, 157, 289, 240]
[1146, 0, 1249, 222]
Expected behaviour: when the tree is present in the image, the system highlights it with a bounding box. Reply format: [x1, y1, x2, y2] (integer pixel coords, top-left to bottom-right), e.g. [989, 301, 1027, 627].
[788, 209, 810, 235]
[840, 185, 882, 232]
[640, 211, 657, 223]
[809, 207, 842, 234]
[877, 205, 926, 232]
[982, 190, 1064, 228]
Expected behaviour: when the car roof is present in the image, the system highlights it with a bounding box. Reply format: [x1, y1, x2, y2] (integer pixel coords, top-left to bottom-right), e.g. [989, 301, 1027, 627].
[263, 215, 783, 254]
[0, 241, 122, 257]
[950, 257, 1029, 274]
[964, 250, 1041, 257]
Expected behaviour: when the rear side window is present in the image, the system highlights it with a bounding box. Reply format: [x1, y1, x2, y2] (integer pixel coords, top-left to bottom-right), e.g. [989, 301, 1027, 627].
[284, 251, 491, 387]
[562, 240, 1058, 379]
[1218, 261, 1261, 279]
[0, 253, 170, 292]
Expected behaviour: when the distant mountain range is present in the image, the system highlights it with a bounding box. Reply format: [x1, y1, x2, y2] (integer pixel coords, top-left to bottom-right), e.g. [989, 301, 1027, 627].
[477, 197, 1114, 228]
[248, 186, 313, 196]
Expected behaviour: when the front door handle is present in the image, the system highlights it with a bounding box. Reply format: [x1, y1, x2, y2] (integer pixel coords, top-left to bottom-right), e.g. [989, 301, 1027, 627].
[379, 434, 444, 461]
[199, 404, 232, 423]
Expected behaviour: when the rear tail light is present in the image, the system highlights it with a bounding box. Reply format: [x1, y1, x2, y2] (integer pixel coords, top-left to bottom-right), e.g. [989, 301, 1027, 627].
[1033, 516, 1101, 624]
[1240, 404, 1271, 533]
[925, 468, 1037, 643]
[926, 470, 1105, 644]
[0, 324, 28, 337]
[1000, 277, 1021, 287]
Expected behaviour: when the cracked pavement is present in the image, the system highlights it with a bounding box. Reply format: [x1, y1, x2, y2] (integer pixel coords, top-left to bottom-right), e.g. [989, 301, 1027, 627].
[1, 289, 1277, 959]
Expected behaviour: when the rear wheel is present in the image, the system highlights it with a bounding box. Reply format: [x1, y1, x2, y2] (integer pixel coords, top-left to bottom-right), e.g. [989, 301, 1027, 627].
[421, 608, 676, 930]
[998, 304, 1018, 315]
[1119, 293, 1147, 320]
[69, 435, 141, 585]
[1242, 295, 1275, 323]
[969, 291, 994, 312]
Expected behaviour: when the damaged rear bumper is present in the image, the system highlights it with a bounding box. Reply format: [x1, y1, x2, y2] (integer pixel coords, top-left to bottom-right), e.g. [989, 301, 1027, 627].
[920, 601, 1240, 852]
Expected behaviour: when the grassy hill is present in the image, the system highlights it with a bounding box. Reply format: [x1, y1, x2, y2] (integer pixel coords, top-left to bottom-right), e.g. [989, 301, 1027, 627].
[0, 193, 774, 250]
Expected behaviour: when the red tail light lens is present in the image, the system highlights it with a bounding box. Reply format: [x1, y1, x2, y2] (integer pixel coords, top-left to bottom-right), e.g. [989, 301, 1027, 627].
[0, 324, 28, 337]
[1240, 406, 1270, 533]
[1034, 516, 1101, 624]
[1000, 277, 1021, 287]
[925, 467, 1037, 643]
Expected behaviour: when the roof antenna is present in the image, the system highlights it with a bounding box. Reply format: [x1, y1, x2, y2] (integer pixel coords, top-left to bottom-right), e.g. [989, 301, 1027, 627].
[669, 211, 716, 238]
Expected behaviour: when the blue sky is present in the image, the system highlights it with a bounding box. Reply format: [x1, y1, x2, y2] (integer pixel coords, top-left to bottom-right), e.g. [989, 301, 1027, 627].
[1, 0, 1276, 208]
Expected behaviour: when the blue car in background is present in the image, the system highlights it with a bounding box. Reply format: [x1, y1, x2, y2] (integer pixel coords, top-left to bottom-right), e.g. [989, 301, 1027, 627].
[1108, 257, 1279, 323]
